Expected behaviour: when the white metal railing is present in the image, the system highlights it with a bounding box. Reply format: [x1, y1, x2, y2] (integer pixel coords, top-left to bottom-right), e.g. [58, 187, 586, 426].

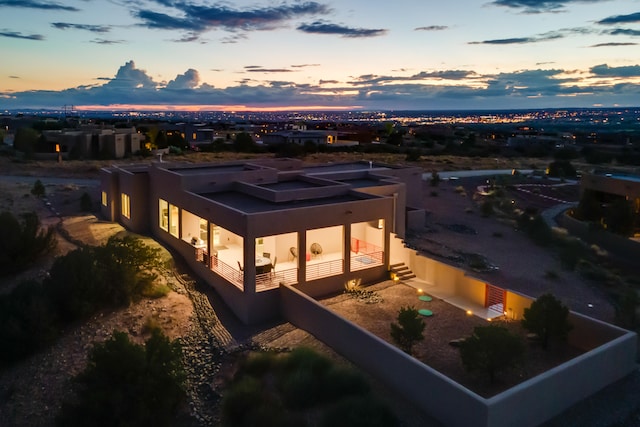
[256, 267, 298, 292]
[208, 254, 244, 291]
[306, 259, 344, 281]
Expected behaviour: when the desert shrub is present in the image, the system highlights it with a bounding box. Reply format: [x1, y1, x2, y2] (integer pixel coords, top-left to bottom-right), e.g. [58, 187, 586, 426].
[320, 395, 400, 427]
[57, 330, 185, 427]
[222, 347, 390, 427]
[0, 280, 59, 366]
[80, 192, 93, 211]
[480, 199, 494, 217]
[390, 306, 425, 354]
[521, 293, 572, 349]
[459, 324, 524, 384]
[429, 171, 441, 187]
[31, 179, 45, 197]
[0, 211, 57, 276]
[45, 235, 162, 322]
[614, 287, 639, 330]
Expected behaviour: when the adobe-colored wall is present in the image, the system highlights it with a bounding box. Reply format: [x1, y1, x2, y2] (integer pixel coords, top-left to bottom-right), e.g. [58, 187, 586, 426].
[280, 284, 638, 427]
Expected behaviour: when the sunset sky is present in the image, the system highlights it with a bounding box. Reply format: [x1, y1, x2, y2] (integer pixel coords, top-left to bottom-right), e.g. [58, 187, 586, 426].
[1, 0, 640, 111]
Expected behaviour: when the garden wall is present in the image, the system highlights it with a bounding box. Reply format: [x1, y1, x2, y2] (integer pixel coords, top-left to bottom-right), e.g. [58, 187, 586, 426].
[280, 284, 638, 427]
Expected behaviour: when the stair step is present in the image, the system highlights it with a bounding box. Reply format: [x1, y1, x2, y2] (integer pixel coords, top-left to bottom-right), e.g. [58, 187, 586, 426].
[398, 274, 416, 281]
[389, 262, 405, 269]
[391, 265, 409, 273]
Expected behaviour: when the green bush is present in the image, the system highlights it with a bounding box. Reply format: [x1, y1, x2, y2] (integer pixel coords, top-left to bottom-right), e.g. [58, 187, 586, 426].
[320, 395, 400, 427]
[0, 280, 59, 366]
[31, 179, 45, 198]
[57, 330, 185, 427]
[521, 293, 572, 349]
[0, 211, 57, 276]
[459, 324, 524, 384]
[390, 306, 425, 354]
[222, 347, 395, 427]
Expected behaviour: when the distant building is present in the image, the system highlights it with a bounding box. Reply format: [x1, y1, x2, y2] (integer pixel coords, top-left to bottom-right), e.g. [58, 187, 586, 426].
[262, 130, 338, 146]
[43, 125, 143, 159]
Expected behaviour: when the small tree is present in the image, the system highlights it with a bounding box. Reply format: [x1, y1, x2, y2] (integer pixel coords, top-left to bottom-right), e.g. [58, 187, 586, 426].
[459, 324, 524, 384]
[521, 293, 572, 349]
[390, 306, 425, 354]
[31, 179, 45, 198]
[429, 170, 441, 187]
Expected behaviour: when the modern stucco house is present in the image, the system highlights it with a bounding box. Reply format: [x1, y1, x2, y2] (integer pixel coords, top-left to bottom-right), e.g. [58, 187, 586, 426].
[100, 158, 638, 426]
[100, 157, 425, 324]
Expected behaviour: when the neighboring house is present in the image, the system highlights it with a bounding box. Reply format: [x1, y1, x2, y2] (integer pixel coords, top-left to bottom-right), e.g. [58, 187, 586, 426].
[100, 158, 425, 324]
[581, 169, 640, 210]
[262, 130, 338, 146]
[43, 126, 143, 159]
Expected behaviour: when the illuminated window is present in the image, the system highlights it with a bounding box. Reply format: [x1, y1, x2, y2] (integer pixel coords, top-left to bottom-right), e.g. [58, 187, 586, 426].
[159, 199, 169, 232]
[101, 191, 107, 207]
[169, 204, 179, 238]
[121, 193, 130, 218]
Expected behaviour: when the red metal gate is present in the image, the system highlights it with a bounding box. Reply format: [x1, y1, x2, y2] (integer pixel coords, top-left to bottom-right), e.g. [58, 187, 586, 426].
[485, 283, 506, 316]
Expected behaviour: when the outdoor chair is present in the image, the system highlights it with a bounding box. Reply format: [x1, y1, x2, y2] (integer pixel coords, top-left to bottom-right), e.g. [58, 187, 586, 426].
[310, 242, 323, 259]
[289, 246, 298, 261]
[271, 256, 278, 278]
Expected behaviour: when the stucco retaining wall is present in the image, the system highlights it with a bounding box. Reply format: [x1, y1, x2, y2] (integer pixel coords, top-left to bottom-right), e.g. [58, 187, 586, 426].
[280, 284, 638, 427]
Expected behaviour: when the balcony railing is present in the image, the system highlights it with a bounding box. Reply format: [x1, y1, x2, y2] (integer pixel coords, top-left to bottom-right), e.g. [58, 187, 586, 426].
[208, 253, 244, 291]
[256, 267, 298, 292]
[306, 259, 344, 281]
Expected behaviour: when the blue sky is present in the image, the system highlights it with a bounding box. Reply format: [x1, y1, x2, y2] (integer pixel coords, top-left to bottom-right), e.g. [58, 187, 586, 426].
[1, 0, 640, 111]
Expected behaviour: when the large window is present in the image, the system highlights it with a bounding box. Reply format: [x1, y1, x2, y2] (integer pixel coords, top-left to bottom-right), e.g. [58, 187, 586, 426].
[101, 191, 107, 207]
[306, 225, 344, 281]
[159, 199, 169, 232]
[350, 220, 384, 271]
[169, 204, 179, 238]
[121, 193, 130, 218]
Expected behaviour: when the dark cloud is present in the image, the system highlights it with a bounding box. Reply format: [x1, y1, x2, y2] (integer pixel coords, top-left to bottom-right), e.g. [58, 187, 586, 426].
[0, 0, 79, 11]
[297, 21, 387, 37]
[135, 1, 329, 33]
[90, 38, 126, 45]
[319, 79, 339, 84]
[590, 63, 640, 77]
[597, 12, 640, 25]
[589, 42, 638, 47]
[0, 30, 44, 40]
[470, 31, 564, 45]
[351, 70, 478, 85]
[489, 0, 604, 13]
[415, 25, 448, 31]
[245, 68, 295, 73]
[291, 64, 320, 68]
[51, 23, 111, 33]
[607, 28, 640, 36]
[9, 76, 20, 79]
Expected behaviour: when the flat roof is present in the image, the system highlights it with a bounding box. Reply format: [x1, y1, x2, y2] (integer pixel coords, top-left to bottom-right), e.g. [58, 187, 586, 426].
[303, 162, 391, 174]
[338, 177, 392, 189]
[167, 164, 253, 175]
[258, 180, 334, 191]
[198, 191, 366, 213]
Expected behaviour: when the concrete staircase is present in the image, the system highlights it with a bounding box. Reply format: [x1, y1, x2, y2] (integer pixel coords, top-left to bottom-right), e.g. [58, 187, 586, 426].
[389, 262, 416, 282]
